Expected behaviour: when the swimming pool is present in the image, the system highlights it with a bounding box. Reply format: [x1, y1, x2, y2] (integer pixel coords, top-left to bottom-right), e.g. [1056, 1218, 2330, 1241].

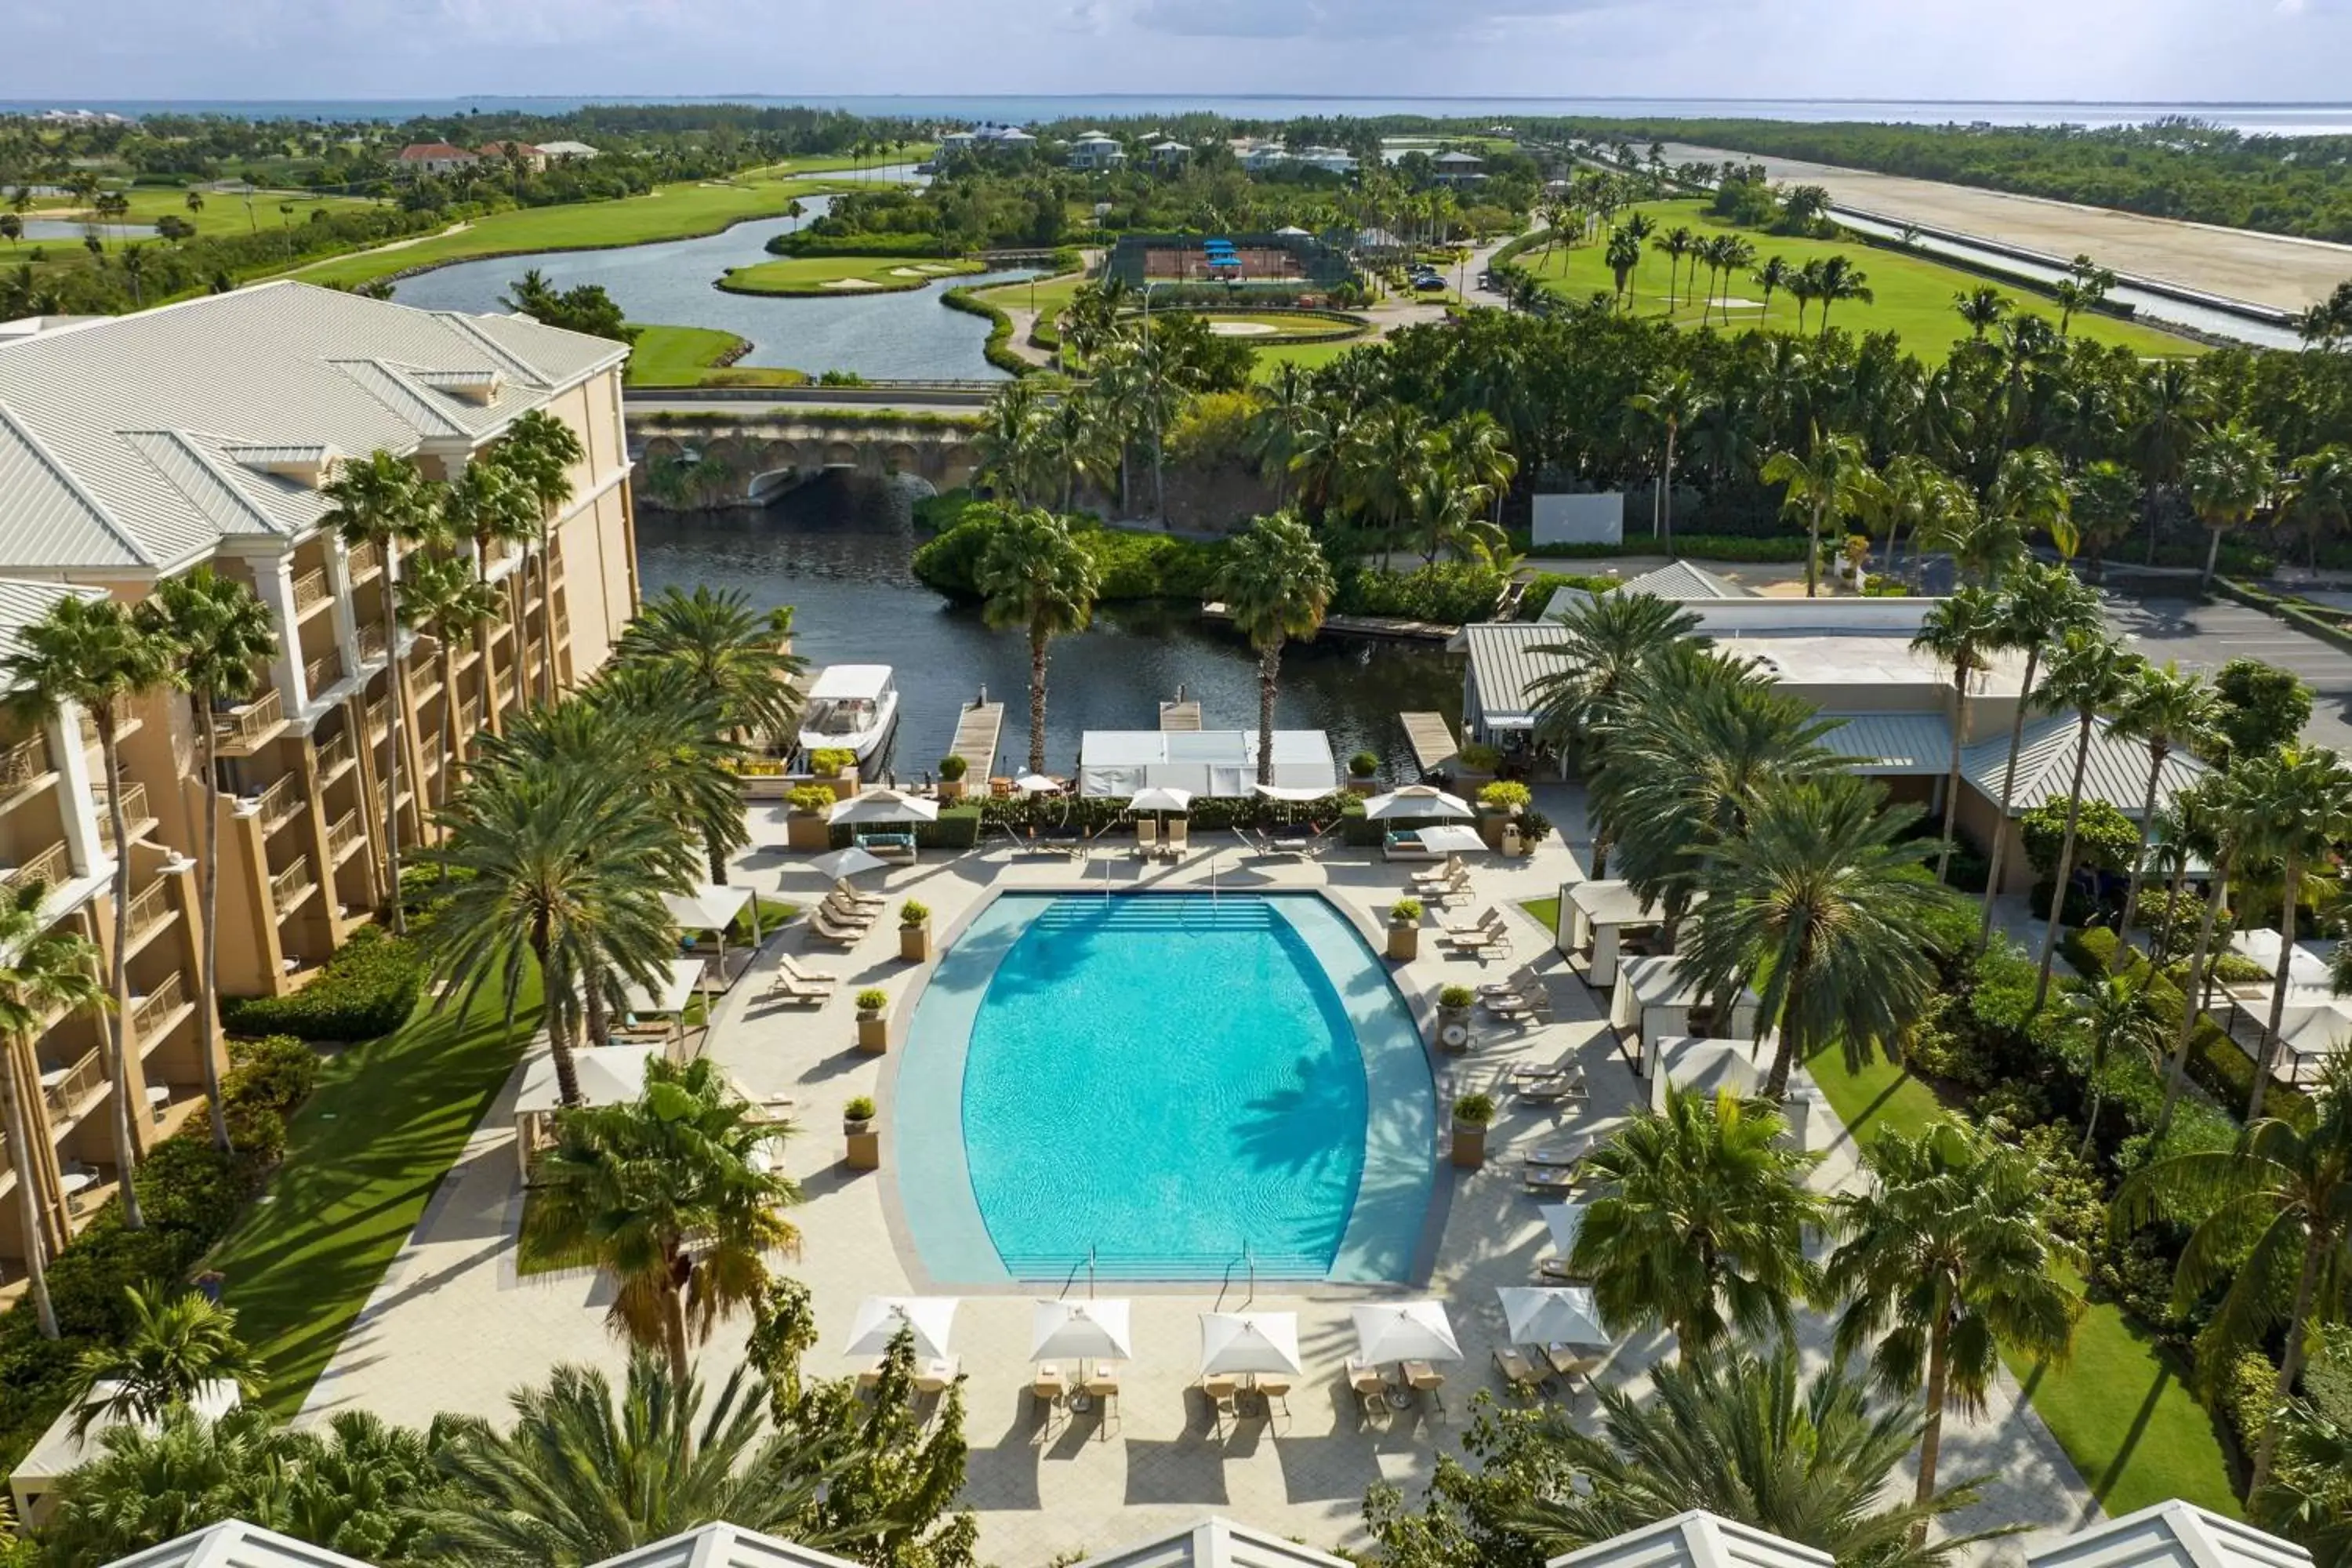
[896, 892, 1436, 1284]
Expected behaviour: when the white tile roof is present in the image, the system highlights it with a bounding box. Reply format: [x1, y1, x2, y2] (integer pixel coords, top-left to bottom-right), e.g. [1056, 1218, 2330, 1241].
[1960, 713, 2207, 818]
[1541, 563, 1755, 620]
[593, 1523, 866, 1568]
[0, 281, 626, 575]
[102, 1523, 377, 1568]
[1545, 1509, 1834, 1568]
[1818, 711, 1955, 775]
[1073, 1516, 1356, 1568]
[2027, 1501, 2310, 1568]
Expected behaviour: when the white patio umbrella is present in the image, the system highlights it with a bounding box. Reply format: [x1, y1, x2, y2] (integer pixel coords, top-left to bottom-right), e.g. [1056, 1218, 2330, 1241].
[812, 844, 889, 880]
[1497, 1286, 1610, 1348]
[1362, 785, 1474, 821]
[1031, 1299, 1134, 1362]
[1349, 1301, 1462, 1364]
[1198, 1311, 1302, 1377]
[1415, 824, 1486, 855]
[1014, 773, 1062, 794]
[1540, 1203, 1587, 1258]
[845, 1296, 960, 1360]
[1253, 783, 1330, 802]
[831, 789, 942, 825]
[1130, 786, 1195, 814]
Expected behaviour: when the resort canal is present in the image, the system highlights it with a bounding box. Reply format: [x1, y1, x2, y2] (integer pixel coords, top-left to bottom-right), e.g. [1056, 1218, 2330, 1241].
[634, 481, 1465, 779]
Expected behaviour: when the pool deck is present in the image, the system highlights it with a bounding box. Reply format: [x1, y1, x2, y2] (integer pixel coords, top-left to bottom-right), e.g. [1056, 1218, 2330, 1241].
[296, 782, 2096, 1566]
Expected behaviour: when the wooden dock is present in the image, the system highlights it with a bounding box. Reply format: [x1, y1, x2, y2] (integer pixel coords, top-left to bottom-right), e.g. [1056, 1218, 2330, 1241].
[949, 696, 1004, 779]
[1401, 712, 1461, 776]
[1159, 691, 1202, 731]
[1200, 602, 1460, 644]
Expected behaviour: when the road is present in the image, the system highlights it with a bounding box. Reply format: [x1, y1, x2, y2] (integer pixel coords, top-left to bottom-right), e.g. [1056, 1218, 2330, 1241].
[2104, 590, 2352, 753]
[1661, 141, 2352, 314]
[624, 396, 987, 419]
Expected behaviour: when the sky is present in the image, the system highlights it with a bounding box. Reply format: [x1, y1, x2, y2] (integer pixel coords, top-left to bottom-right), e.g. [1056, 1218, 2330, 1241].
[5, 0, 2352, 104]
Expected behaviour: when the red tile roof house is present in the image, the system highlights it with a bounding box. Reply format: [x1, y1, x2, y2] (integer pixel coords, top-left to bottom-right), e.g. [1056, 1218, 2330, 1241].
[476, 140, 548, 172]
[394, 142, 479, 177]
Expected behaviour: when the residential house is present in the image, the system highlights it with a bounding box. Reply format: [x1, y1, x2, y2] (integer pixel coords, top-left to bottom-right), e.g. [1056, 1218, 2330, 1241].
[1432, 149, 1486, 187]
[392, 142, 478, 178]
[535, 140, 601, 162]
[475, 140, 548, 174]
[1067, 131, 1126, 171]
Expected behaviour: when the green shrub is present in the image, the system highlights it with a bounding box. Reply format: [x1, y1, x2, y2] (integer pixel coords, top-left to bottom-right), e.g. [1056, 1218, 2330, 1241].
[1439, 985, 1476, 1009]
[219, 927, 422, 1043]
[1480, 781, 1532, 811]
[2021, 797, 2140, 880]
[1519, 808, 1555, 846]
[1457, 742, 1502, 773]
[2223, 1349, 2282, 1454]
[1334, 561, 1508, 624]
[2070, 927, 2306, 1127]
[1454, 1093, 1497, 1125]
[1523, 532, 1811, 562]
[1516, 572, 1620, 620]
[844, 1096, 877, 1122]
[855, 989, 888, 1013]
[788, 785, 836, 815]
[1391, 898, 1424, 923]
[223, 1033, 319, 1119]
[810, 747, 855, 779]
[912, 506, 1227, 601]
[899, 899, 930, 926]
[937, 754, 969, 781]
[1348, 750, 1380, 779]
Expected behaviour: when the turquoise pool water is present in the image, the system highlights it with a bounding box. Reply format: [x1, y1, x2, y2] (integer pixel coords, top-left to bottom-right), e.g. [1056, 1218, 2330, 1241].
[896, 892, 1436, 1283]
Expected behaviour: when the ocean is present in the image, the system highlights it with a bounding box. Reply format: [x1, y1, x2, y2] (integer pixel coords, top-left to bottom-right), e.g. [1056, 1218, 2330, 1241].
[5, 96, 2352, 136]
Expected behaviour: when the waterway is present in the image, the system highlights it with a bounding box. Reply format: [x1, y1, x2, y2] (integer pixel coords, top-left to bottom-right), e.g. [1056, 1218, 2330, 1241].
[633, 477, 1464, 781]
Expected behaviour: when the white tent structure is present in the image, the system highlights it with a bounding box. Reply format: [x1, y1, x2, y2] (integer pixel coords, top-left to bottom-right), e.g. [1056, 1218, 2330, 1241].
[1648, 1036, 1766, 1112]
[1547, 1511, 1835, 1568]
[1349, 1302, 1461, 1367]
[1032, 1299, 1134, 1363]
[1560, 879, 1673, 987]
[2267, 1000, 2352, 1087]
[831, 789, 941, 824]
[10, 1378, 244, 1528]
[1610, 956, 1761, 1073]
[2026, 1501, 2310, 1568]
[664, 881, 757, 985]
[812, 845, 889, 880]
[1079, 731, 1336, 799]
[514, 1044, 663, 1178]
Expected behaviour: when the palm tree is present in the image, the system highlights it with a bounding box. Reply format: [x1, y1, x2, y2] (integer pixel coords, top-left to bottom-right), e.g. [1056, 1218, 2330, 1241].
[1986, 446, 2078, 571]
[426, 759, 691, 1107]
[441, 458, 536, 710]
[974, 508, 1101, 778]
[1211, 513, 1334, 786]
[1812, 255, 1874, 334]
[2185, 419, 2278, 591]
[2067, 976, 2169, 1156]
[1753, 256, 1792, 321]
[1527, 592, 1702, 875]
[1628, 372, 1711, 553]
[4, 596, 173, 1230]
[1442, 410, 1518, 528]
[1955, 286, 2010, 339]
[1656, 226, 1694, 310]
[2285, 445, 2352, 572]
[2031, 629, 2136, 1007]
[1910, 586, 2004, 881]
[497, 408, 588, 701]
[1604, 225, 1642, 309]
[2238, 747, 2352, 1119]
[526, 1057, 801, 1396]
[0, 878, 105, 1338]
[615, 585, 805, 754]
[1508, 1340, 2002, 1568]
[397, 553, 503, 810]
[71, 1284, 265, 1436]
[1826, 1120, 2083, 1523]
[321, 450, 439, 932]
[1680, 773, 1962, 1099]
[1038, 394, 1110, 512]
[2118, 1058, 2352, 1494]
[1245, 363, 1315, 506]
[1762, 430, 1872, 597]
[2111, 662, 2222, 936]
[1340, 404, 1435, 570]
[1569, 1086, 1822, 1350]
[1975, 562, 2100, 949]
[137, 568, 276, 1150]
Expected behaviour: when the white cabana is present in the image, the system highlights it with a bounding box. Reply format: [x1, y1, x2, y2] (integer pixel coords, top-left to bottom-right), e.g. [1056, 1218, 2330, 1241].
[1253, 782, 1332, 802]
[1563, 878, 1672, 987]
[1014, 773, 1062, 794]
[1362, 785, 1473, 821]
[1079, 730, 1337, 799]
[2269, 1000, 2352, 1084]
[846, 1296, 960, 1360]
[10, 1378, 242, 1529]
[513, 1044, 662, 1178]
[1648, 1036, 1766, 1112]
[812, 845, 890, 880]
[1198, 1311, 1302, 1377]
[1349, 1301, 1461, 1366]
[1610, 955, 1761, 1073]
[831, 789, 942, 824]
[663, 882, 751, 934]
[1497, 1285, 1610, 1348]
[622, 958, 706, 1017]
[2231, 930, 2337, 992]
[1414, 824, 1486, 855]
[1031, 1298, 1134, 1362]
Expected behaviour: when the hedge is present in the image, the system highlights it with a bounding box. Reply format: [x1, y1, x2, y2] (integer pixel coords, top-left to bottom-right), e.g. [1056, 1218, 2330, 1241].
[911, 509, 1229, 603]
[1523, 533, 1813, 563]
[219, 927, 423, 1043]
[1333, 562, 1511, 625]
[2069, 926, 2308, 1126]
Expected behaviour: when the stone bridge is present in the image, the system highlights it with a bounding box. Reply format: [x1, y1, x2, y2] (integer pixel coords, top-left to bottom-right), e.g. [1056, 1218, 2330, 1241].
[626, 410, 983, 507]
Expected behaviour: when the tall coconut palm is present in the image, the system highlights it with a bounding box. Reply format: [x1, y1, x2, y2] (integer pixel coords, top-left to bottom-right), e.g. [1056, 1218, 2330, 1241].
[71, 1283, 265, 1436]
[1679, 773, 1962, 1099]
[2031, 629, 2137, 1007]
[1569, 1086, 1822, 1350]
[1826, 1120, 2083, 1524]
[1656, 226, 1695, 310]
[2238, 746, 2352, 1120]
[5, 596, 174, 1229]
[1245, 363, 1316, 507]
[615, 585, 805, 756]
[1036, 392, 1109, 512]
[1506, 1340, 2002, 1568]
[2133, 358, 2212, 563]
[575, 663, 755, 901]
[2111, 662, 2222, 936]
[526, 1057, 802, 1397]
[1628, 372, 1711, 554]
[396, 553, 500, 811]
[321, 450, 439, 933]
[137, 568, 276, 1151]
[1753, 256, 1793, 322]
[1527, 592, 1703, 876]
[1441, 409, 1518, 528]
[1340, 404, 1435, 570]
[1910, 586, 2004, 882]
[2285, 445, 2352, 572]
[1762, 429, 1872, 597]
[0, 878, 106, 1338]
[441, 457, 539, 713]
[1985, 446, 2078, 569]
[2067, 975, 2169, 1156]
[1976, 563, 2100, 950]
[1812, 255, 1874, 333]
[974, 507, 1101, 777]
[1211, 512, 1334, 786]
[2154, 774, 2256, 1134]
[1604, 225, 1642, 309]
[2118, 1058, 2352, 1494]
[2185, 419, 2278, 592]
[497, 408, 587, 702]
[1954, 286, 2010, 340]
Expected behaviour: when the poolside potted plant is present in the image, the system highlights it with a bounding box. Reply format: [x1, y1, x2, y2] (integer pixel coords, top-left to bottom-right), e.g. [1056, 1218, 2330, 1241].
[843, 1095, 880, 1170]
[1436, 984, 1475, 1055]
[811, 747, 860, 800]
[1451, 1092, 1495, 1171]
[898, 899, 932, 963]
[1388, 898, 1423, 962]
[855, 989, 890, 1054]
[732, 756, 791, 800]
[1347, 750, 1381, 794]
[786, 785, 836, 852]
[937, 754, 968, 803]
[1479, 780, 1531, 852]
[1454, 742, 1499, 796]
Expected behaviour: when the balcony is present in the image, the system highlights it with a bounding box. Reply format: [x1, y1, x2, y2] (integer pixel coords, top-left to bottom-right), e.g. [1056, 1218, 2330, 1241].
[0, 732, 53, 791]
[347, 541, 381, 583]
[365, 698, 390, 739]
[77, 694, 140, 746]
[270, 858, 316, 913]
[292, 568, 332, 616]
[124, 880, 176, 949]
[356, 623, 388, 666]
[1, 842, 71, 895]
[42, 1047, 104, 1121]
[251, 771, 305, 833]
[457, 698, 482, 736]
[316, 729, 356, 782]
[93, 782, 155, 852]
[303, 649, 344, 697]
[132, 973, 189, 1040]
[325, 808, 366, 863]
[212, 688, 287, 756]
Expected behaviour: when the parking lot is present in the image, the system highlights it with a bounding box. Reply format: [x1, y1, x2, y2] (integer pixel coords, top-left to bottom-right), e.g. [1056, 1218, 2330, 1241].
[2103, 590, 2352, 753]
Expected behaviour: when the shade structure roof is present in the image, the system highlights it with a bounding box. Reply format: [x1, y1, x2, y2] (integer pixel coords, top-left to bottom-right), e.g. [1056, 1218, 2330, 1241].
[622, 958, 706, 1016]
[1349, 1301, 1462, 1363]
[1198, 1312, 1301, 1376]
[1252, 782, 1330, 802]
[16, 1378, 242, 1487]
[1543, 1510, 1835, 1568]
[514, 1044, 661, 1115]
[844, 1296, 960, 1359]
[2024, 1500, 2310, 1568]
[1541, 562, 1755, 621]
[1817, 712, 1955, 776]
[593, 1523, 866, 1568]
[1070, 1518, 1358, 1568]
[1497, 1285, 1610, 1348]
[807, 664, 892, 702]
[1079, 730, 1336, 799]
[1540, 1203, 1586, 1258]
[1031, 1298, 1134, 1362]
[2273, 1000, 2352, 1062]
[1415, 824, 1486, 854]
[1362, 786, 1473, 821]
[1959, 713, 2207, 818]
[662, 883, 751, 932]
[830, 789, 942, 825]
[100, 1519, 379, 1568]
[2232, 930, 2336, 988]
[1568, 878, 1656, 926]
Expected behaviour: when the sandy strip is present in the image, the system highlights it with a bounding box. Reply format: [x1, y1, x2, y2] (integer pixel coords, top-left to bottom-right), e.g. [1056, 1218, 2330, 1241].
[887, 267, 926, 277]
[821, 278, 884, 290]
[1207, 321, 1281, 336]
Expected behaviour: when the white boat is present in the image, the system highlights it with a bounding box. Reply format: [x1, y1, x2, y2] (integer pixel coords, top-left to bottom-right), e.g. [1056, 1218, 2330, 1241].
[798, 665, 899, 765]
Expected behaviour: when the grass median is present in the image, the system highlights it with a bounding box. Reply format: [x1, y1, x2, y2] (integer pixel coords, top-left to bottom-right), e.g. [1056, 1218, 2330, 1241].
[717, 254, 982, 296]
[625, 324, 809, 389]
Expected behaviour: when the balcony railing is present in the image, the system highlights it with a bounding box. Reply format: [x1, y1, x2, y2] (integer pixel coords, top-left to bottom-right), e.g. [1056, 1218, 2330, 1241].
[132, 972, 187, 1038]
[125, 880, 175, 945]
[270, 858, 314, 910]
[251, 771, 303, 833]
[77, 694, 137, 745]
[316, 729, 355, 779]
[347, 541, 380, 582]
[0, 732, 53, 789]
[2, 841, 71, 893]
[303, 649, 343, 695]
[365, 698, 390, 739]
[326, 808, 365, 861]
[357, 623, 388, 666]
[458, 698, 482, 736]
[212, 688, 285, 753]
[292, 568, 331, 614]
[44, 1047, 103, 1120]
[94, 782, 151, 851]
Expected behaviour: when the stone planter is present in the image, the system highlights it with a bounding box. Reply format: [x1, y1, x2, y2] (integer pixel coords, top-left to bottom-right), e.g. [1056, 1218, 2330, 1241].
[1450, 1118, 1487, 1170]
[844, 1117, 880, 1170]
[1477, 805, 1513, 851]
[786, 812, 832, 851]
[856, 1008, 890, 1054]
[1387, 920, 1420, 962]
[1346, 776, 1378, 796]
[899, 920, 932, 963]
[739, 774, 791, 800]
[1436, 1004, 1472, 1055]
[938, 778, 967, 803]
[822, 770, 860, 801]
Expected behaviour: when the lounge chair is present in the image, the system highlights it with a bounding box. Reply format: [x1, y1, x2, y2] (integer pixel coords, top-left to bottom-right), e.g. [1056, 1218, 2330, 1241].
[1410, 855, 1463, 888]
[1031, 1363, 1067, 1416]
[1538, 1257, 1592, 1285]
[1203, 1374, 1240, 1432]
[819, 894, 877, 926]
[913, 1356, 960, 1396]
[1135, 818, 1159, 856]
[782, 955, 840, 985]
[1484, 992, 1549, 1021]
[1442, 905, 1503, 937]
[1082, 1363, 1121, 1432]
[809, 907, 869, 946]
[1525, 1165, 1581, 1196]
[1438, 916, 1509, 955]
[1492, 1346, 1547, 1399]
[1522, 1140, 1588, 1168]
[1403, 1360, 1446, 1416]
[1345, 1357, 1389, 1425]
[1519, 1074, 1584, 1105]
[1161, 819, 1190, 859]
[832, 877, 887, 909]
[1254, 1374, 1293, 1424]
[760, 969, 829, 1004]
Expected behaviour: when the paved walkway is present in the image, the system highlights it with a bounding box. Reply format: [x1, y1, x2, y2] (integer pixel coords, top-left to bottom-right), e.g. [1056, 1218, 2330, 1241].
[299, 783, 2095, 1564]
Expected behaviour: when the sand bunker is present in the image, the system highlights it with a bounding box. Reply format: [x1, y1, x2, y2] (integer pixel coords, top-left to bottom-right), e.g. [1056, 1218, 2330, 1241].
[913, 263, 959, 274]
[822, 278, 885, 290]
[887, 267, 926, 277]
[1207, 321, 1281, 336]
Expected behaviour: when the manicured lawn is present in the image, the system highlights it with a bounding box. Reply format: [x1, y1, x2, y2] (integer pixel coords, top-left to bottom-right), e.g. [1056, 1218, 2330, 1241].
[971, 267, 1094, 350]
[1250, 339, 1373, 379]
[717, 254, 982, 296]
[208, 976, 540, 1416]
[290, 172, 858, 289]
[1519, 896, 1560, 933]
[625, 325, 809, 389]
[1803, 1040, 2241, 1518]
[769, 146, 938, 176]
[1517, 199, 2202, 361]
[1174, 310, 1367, 339]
